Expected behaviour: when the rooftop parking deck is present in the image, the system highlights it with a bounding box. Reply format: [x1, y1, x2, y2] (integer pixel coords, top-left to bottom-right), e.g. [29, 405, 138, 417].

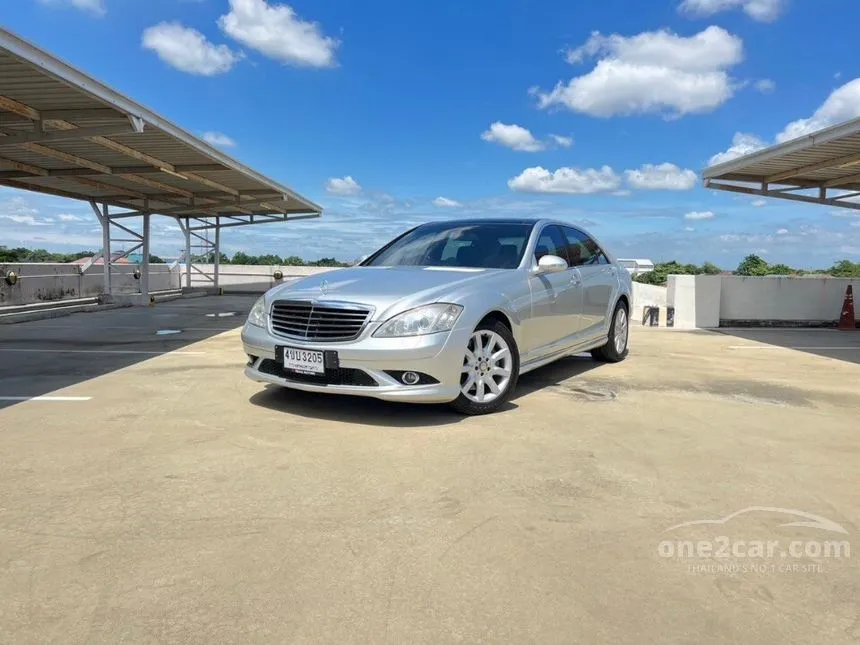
[1, 298, 859, 644]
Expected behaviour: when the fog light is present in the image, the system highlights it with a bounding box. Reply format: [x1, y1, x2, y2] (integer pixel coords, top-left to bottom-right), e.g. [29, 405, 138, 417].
[401, 371, 420, 385]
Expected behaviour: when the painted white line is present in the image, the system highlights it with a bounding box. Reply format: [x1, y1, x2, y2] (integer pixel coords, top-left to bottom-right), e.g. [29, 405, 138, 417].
[0, 396, 92, 402]
[728, 345, 860, 350]
[0, 348, 207, 356]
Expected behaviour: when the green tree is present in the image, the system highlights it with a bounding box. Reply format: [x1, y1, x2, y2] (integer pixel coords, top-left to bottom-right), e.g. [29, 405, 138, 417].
[702, 261, 721, 275]
[766, 263, 795, 275]
[735, 254, 770, 276]
[149, 254, 165, 264]
[828, 259, 860, 277]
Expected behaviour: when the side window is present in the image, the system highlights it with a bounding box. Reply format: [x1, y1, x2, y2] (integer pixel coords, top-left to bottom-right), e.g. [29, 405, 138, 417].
[562, 227, 606, 267]
[534, 225, 569, 265]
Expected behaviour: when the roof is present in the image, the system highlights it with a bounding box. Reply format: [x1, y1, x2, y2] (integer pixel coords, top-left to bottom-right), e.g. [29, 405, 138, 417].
[702, 117, 860, 211]
[0, 26, 321, 225]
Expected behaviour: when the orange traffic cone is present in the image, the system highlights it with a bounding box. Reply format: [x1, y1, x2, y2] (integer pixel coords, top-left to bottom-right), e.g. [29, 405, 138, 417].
[837, 285, 856, 330]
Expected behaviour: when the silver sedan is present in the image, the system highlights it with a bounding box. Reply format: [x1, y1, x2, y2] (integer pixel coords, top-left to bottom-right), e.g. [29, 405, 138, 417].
[242, 218, 632, 415]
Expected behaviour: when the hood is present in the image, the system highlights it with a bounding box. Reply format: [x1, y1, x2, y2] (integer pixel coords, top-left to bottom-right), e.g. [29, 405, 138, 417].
[267, 266, 508, 319]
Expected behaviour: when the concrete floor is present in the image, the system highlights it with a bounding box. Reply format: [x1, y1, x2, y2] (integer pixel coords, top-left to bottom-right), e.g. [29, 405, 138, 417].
[1, 296, 859, 644]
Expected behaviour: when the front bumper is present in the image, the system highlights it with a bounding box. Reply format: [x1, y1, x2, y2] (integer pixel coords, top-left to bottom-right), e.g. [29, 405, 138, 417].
[241, 321, 469, 403]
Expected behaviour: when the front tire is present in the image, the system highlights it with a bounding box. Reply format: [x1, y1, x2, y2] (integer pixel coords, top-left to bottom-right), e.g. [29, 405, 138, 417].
[591, 301, 629, 363]
[450, 320, 519, 415]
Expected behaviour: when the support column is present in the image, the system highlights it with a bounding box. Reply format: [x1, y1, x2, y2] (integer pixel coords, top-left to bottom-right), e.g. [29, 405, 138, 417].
[141, 212, 151, 299]
[213, 218, 221, 293]
[101, 203, 111, 296]
[183, 219, 192, 289]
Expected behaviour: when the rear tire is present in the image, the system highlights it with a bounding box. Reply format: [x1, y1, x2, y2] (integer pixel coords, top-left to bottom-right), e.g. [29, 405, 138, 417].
[591, 301, 629, 363]
[450, 320, 519, 415]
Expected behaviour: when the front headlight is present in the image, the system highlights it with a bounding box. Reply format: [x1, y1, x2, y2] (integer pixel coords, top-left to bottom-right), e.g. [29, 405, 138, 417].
[373, 303, 463, 338]
[247, 297, 268, 328]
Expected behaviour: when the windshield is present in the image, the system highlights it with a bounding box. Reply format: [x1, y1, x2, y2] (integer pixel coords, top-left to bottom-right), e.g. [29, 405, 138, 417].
[362, 221, 534, 269]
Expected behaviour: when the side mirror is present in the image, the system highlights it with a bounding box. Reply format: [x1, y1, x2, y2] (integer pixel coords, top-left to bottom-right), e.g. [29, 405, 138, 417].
[534, 254, 568, 274]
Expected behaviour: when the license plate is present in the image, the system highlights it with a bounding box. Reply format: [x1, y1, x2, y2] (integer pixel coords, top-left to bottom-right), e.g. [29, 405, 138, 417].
[282, 347, 325, 375]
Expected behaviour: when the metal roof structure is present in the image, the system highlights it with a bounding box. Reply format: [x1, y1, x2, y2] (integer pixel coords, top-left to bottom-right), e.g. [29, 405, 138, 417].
[703, 117, 860, 212]
[0, 25, 321, 299]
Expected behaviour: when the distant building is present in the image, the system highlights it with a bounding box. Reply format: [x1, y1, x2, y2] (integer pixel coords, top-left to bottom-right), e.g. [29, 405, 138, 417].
[616, 258, 655, 277]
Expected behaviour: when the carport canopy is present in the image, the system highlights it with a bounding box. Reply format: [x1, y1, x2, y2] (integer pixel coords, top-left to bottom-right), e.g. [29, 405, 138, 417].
[703, 116, 860, 212]
[0, 26, 321, 297]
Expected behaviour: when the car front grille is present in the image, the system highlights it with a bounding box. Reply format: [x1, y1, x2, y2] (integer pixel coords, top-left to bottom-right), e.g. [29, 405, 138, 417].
[270, 300, 372, 342]
[257, 359, 378, 387]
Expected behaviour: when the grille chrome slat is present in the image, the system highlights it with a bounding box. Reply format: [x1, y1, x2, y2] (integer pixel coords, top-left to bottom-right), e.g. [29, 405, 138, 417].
[270, 299, 372, 342]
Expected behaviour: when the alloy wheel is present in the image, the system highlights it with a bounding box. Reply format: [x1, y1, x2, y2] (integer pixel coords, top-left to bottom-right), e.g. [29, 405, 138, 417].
[460, 330, 513, 403]
[614, 306, 628, 355]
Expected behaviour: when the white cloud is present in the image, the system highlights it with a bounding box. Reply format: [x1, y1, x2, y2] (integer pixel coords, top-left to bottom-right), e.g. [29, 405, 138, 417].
[708, 132, 768, 165]
[550, 134, 574, 148]
[58, 213, 83, 221]
[754, 78, 776, 93]
[679, 0, 785, 22]
[751, 199, 767, 207]
[508, 166, 621, 194]
[0, 214, 44, 226]
[684, 226, 695, 231]
[709, 78, 860, 165]
[218, 0, 338, 68]
[202, 131, 237, 147]
[624, 163, 697, 190]
[37, 0, 105, 17]
[776, 228, 789, 234]
[684, 210, 715, 220]
[326, 176, 362, 196]
[537, 26, 743, 118]
[433, 196, 462, 208]
[776, 78, 860, 143]
[481, 122, 545, 152]
[143, 22, 242, 76]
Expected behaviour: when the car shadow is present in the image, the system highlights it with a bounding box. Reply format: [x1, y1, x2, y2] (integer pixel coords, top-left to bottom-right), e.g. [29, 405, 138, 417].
[511, 353, 603, 400]
[248, 353, 605, 425]
[248, 385, 471, 427]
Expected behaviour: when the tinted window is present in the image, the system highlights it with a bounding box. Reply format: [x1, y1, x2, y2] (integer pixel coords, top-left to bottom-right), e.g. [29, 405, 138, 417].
[534, 225, 569, 265]
[363, 221, 534, 269]
[562, 227, 607, 267]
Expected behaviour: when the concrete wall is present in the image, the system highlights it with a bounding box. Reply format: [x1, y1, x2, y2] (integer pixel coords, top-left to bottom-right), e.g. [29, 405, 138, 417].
[631, 282, 667, 314]
[181, 264, 335, 293]
[0, 263, 180, 307]
[667, 275, 722, 329]
[719, 276, 859, 325]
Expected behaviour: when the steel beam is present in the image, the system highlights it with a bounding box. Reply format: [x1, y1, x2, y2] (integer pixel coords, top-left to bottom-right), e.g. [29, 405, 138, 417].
[0, 124, 135, 146]
[707, 181, 860, 211]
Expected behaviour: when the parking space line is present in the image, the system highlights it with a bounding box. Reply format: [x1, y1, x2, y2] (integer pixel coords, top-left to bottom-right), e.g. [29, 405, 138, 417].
[0, 349, 208, 356]
[0, 396, 92, 402]
[728, 345, 860, 351]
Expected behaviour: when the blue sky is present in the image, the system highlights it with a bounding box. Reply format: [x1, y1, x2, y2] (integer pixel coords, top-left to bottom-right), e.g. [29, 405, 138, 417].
[2, 0, 860, 268]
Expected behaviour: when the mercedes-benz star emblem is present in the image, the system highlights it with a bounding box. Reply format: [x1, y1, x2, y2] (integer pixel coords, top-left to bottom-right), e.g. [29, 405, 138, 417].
[319, 279, 329, 296]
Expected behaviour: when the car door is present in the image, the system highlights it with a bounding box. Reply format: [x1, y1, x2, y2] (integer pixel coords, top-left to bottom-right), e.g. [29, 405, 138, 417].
[524, 224, 583, 360]
[561, 226, 618, 339]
